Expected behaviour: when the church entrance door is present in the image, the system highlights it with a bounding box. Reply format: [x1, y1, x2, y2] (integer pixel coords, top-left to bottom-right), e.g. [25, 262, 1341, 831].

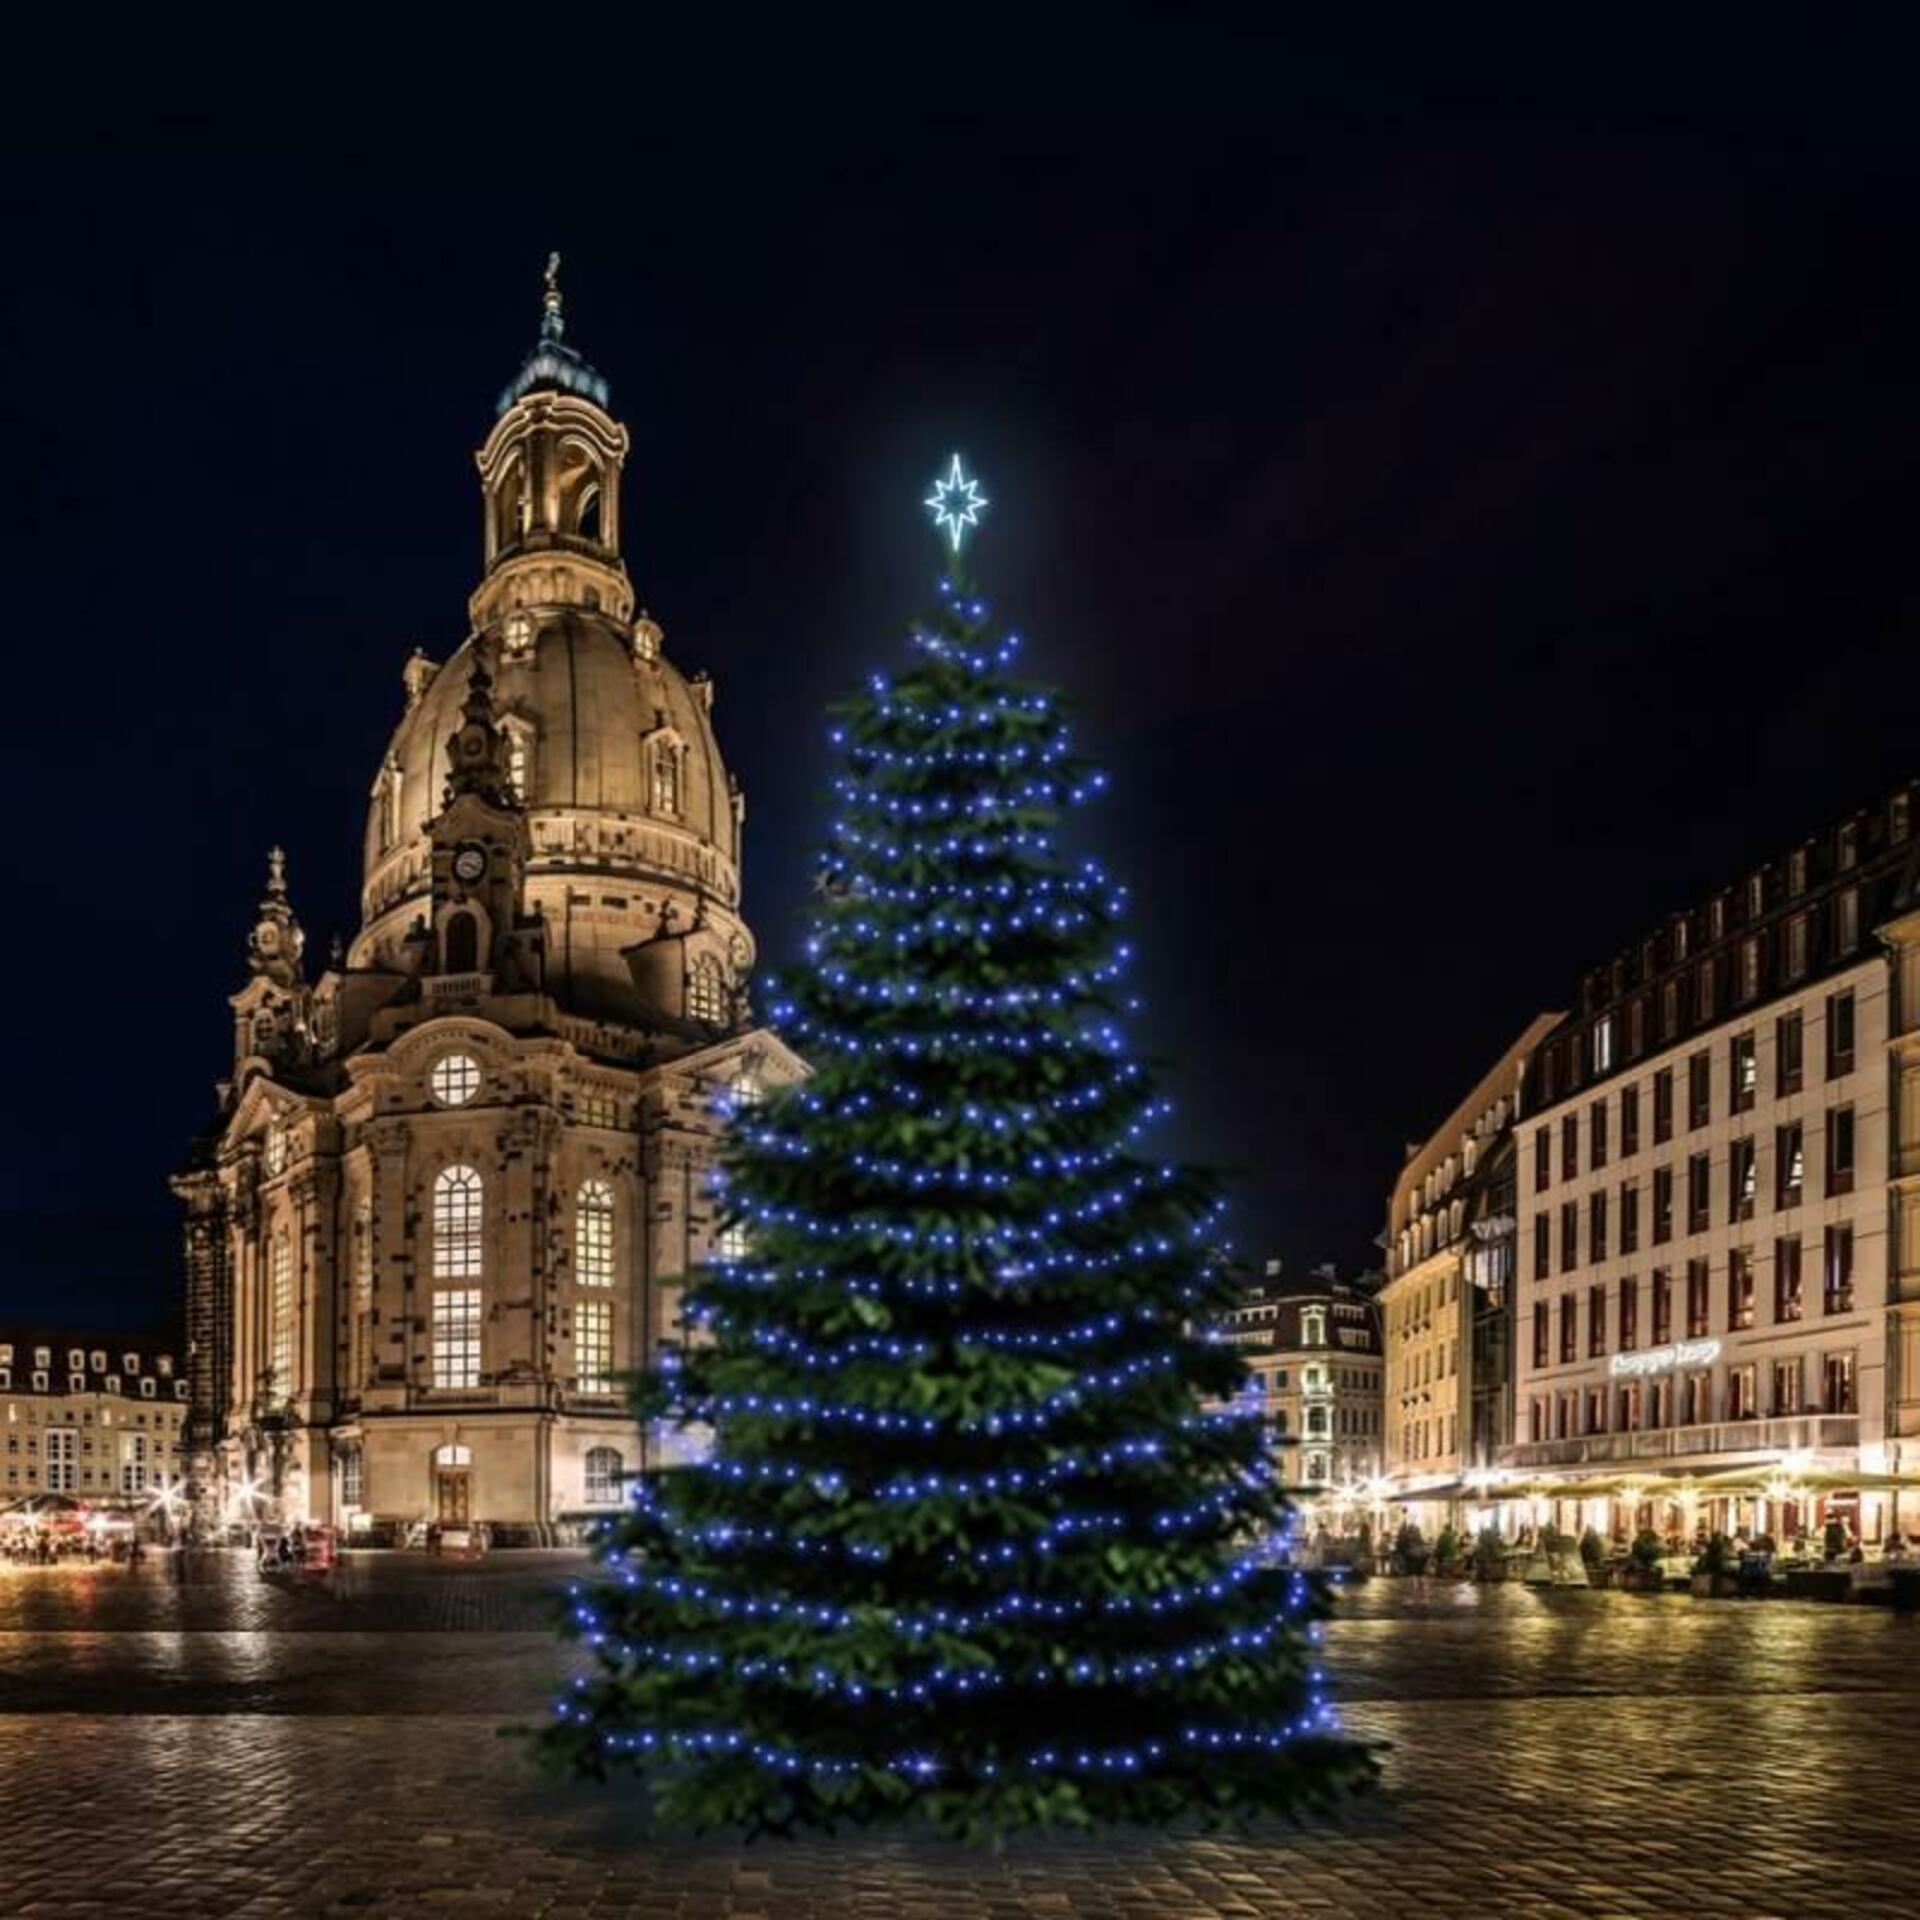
[435, 1469, 471, 1526]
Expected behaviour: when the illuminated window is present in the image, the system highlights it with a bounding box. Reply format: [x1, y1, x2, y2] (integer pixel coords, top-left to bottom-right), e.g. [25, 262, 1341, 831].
[264, 1127, 287, 1178]
[576, 1301, 613, 1392]
[341, 1449, 363, 1508]
[121, 1432, 149, 1495]
[430, 1053, 481, 1108]
[502, 611, 534, 660]
[506, 730, 530, 802]
[576, 1180, 615, 1287]
[433, 1166, 483, 1280]
[730, 1069, 763, 1111]
[584, 1445, 623, 1503]
[651, 739, 683, 815]
[717, 1217, 750, 1263]
[45, 1428, 75, 1493]
[1300, 1308, 1326, 1347]
[270, 1230, 293, 1401]
[432, 1289, 482, 1389]
[688, 957, 727, 1025]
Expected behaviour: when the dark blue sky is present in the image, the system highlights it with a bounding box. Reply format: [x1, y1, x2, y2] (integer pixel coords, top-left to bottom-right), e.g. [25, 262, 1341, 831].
[3, 22, 1918, 1328]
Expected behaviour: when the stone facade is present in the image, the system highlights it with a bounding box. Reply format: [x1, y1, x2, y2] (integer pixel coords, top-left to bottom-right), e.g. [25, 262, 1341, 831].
[1215, 1263, 1384, 1492]
[173, 272, 801, 1541]
[0, 1333, 187, 1507]
[1503, 782, 1919, 1539]
[1379, 1015, 1558, 1526]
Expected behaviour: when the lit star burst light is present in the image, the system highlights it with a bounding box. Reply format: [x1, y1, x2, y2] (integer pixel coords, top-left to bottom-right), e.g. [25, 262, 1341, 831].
[925, 453, 989, 553]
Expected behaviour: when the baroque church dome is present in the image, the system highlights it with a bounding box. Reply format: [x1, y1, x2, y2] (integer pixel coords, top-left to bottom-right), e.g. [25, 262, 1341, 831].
[348, 267, 751, 1027]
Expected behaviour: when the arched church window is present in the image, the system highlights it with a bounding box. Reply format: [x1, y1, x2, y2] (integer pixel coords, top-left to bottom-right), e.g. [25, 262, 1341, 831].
[687, 956, 727, 1026]
[444, 910, 479, 975]
[651, 739, 684, 816]
[433, 1166, 483, 1280]
[575, 484, 602, 544]
[269, 1230, 293, 1402]
[576, 1180, 615, 1287]
[506, 729, 531, 802]
[430, 1053, 480, 1108]
[584, 1445, 623, 1504]
[495, 454, 527, 551]
[502, 611, 534, 661]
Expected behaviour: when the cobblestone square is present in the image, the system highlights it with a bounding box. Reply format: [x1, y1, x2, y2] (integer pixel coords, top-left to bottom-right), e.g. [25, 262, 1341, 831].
[0, 1551, 1911, 1918]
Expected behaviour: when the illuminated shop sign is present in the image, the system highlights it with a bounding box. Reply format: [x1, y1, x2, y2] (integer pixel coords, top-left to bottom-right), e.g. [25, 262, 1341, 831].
[1608, 1338, 1721, 1380]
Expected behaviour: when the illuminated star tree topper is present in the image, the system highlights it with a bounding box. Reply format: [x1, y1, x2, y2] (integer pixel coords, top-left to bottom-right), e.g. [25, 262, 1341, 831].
[924, 452, 989, 553]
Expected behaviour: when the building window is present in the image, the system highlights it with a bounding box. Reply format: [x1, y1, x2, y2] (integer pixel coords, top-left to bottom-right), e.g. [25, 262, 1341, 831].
[1560, 1202, 1578, 1274]
[576, 1300, 613, 1393]
[121, 1432, 149, 1496]
[1824, 1351, 1857, 1414]
[1838, 821, 1859, 871]
[1827, 991, 1856, 1079]
[1533, 1128, 1550, 1193]
[1826, 1106, 1856, 1197]
[432, 1166, 483, 1280]
[1778, 1010, 1804, 1096]
[1836, 887, 1860, 952]
[431, 1289, 482, 1389]
[1695, 960, 1717, 1024]
[1620, 1180, 1640, 1255]
[1728, 1249, 1755, 1331]
[651, 739, 684, 815]
[1685, 1259, 1710, 1339]
[341, 1448, 363, 1508]
[270, 1230, 293, 1402]
[1772, 1357, 1802, 1417]
[576, 1180, 615, 1287]
[687, 957, 728, 1026]
[1588, 1285, 1608, 1358]
[1660, 978, 1680, 1042]
[1688, 1051, 1711, 1130]
[1727, 1364, 1758, 1421]
[1620, 1083, 1640, 1157]
[1683, 1369, 1711, 1426]
[1301, 1308, 1327, 1347]
[1653, 1068, 1674, 1144]
[45, 1428, 75, 1494]
[1592, 1014, 1615, 1075]
[1775, 1123, 1804, 1209]
[1788, 848, 1808, 895]
[1653, 1166, 1674, 1245]
[1824, 1226, 1855, 1314]
[1585, 1387, 1608, 1434]
[1590, 1099, 1609, 1171]
[1738, 938, 1762, 1003]
[1651, 1268, 1671, 1344]
[430, 1053, 482, 1108]
[1774, 1238, 1803, 1324]
[1589, 1189, 1609, 1262]
[1532, 1302, 1549, 1369]
[1618, 1276, 1637, 1352]
[1785, 914, 1809, 979]
[1561, 1114, 1579, 1182]
[585, 1445, 623, 1504]
[1729, 1138, 1757, 1224]
[1687, 1153, 1712, 1235]
[506, 729, 532, 803]
[1894, 792, 1913, 845]
[1559, 1293, 1577, 1365]
[1731, 1032, 1757, 1114]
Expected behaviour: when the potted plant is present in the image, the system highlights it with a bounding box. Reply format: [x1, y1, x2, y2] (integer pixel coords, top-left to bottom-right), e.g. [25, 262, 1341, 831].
[1578, 1527, 1608, 1587]
[1472, 1525, 1509, 1582]
[1691, 1531, 1740, 1598]
[1624, 1527, 1665, 1592]
[1392, 1521, 1429, 1576]
[1433, 1524, 1462, 1578]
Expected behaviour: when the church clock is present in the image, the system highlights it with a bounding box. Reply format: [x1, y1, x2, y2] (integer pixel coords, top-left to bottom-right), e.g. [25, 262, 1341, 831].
[451, 842, 488, 886]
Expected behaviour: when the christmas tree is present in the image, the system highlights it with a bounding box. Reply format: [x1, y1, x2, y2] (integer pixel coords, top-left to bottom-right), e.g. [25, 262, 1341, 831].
[542, 462, 1373, 1837]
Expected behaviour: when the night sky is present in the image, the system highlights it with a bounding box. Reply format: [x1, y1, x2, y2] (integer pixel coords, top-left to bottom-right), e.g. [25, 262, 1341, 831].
[3, 28, 1917, 1330]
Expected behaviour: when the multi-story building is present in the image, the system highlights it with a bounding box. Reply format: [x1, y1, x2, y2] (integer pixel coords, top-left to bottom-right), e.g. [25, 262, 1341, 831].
[1216, 1261, 1384, 1494]
[0, 1332, 188, 1508]
[1508, 779, 1920, 1544]
[1380, 1015, 1559, 1528]
[172, 266, 801, 1542]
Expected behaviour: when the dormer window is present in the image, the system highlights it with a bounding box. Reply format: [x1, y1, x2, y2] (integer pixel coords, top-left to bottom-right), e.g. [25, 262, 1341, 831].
[688, 956, 728, 1026]
[1839, 820, 1860, 871]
